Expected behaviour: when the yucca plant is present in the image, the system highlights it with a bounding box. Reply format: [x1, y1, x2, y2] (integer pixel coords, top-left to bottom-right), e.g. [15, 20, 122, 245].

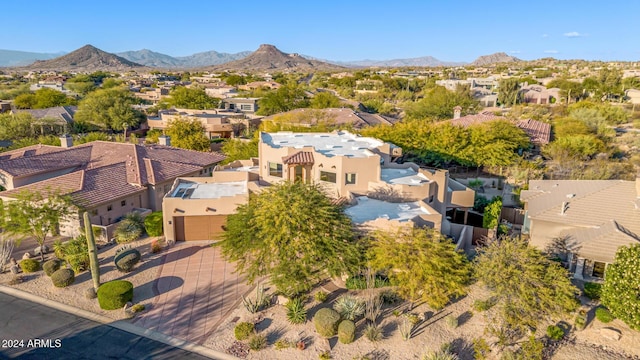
[364, 324, 383, 342]
[285, 297, 307, 324]
[399, 316, 415, 341]
[333, 295, 365, 321]
[242, 284, 269, 313]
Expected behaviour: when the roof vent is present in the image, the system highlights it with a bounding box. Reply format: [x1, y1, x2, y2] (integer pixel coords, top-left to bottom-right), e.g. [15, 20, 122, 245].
[560, 201, 569, 215]
[566, 193, 575, 198]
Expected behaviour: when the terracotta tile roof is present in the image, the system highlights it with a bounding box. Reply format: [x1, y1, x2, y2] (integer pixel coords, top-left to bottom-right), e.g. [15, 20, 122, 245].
[282, 151, 315, 165]
[0, 141, 226, 208]
[13, 106, 77, 124]
[448, 113, 501, 127]
[515, 119, 551, 144]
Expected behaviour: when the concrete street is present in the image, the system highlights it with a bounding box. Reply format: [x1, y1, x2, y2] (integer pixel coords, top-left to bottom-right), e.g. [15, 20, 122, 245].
[0, 292, 212, 360]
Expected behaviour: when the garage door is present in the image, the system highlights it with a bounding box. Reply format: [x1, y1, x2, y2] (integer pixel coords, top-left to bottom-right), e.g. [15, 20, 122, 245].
[174, 215, 227, 241]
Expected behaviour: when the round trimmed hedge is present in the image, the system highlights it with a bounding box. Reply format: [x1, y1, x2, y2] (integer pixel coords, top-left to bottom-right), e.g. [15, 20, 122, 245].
[114, 249, 141, 272]
[51, 268, 75, 288]
[97, 280, 134, 310]
[338, 319, 355, 344]
[313, 308, 341, 338]
[43, 259, 62, 276]
[20, 259, 41, 273]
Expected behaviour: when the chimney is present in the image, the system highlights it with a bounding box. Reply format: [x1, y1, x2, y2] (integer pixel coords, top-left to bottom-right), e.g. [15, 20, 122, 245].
[158, 135, 171, 146]
[453, 106, 462, 119]
[60, 134, 73, 148]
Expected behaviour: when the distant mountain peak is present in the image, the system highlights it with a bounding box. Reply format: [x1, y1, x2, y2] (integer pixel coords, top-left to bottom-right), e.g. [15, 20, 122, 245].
[25, 45, 143, 71]
[211, 44, 343, 71]
[472, 52, 521, 66]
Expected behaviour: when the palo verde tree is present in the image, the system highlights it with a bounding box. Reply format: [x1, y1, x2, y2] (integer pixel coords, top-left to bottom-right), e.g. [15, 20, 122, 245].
[218, 181, 362, 297]
[474, 237, 579, 346]
[369, 227, 471, 310]
[165, 117, 211, 151]
[601, 244, 640, 330]
[162, 86, 219, 110]
[74, 87, 145, 131]
[0, 190, 73, 261]
[497, 78, 522, 107]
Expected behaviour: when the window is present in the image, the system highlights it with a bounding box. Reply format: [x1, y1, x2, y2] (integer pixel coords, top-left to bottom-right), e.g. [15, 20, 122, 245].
[120, 200, 126, 207]
[345, 173, 356, 185]
[592, 261, 606, 278]
[320, 171, 337, 183]
[240, 104, 253, 111]
[268, 162, 283, 177]
[107, 204, 113, 212]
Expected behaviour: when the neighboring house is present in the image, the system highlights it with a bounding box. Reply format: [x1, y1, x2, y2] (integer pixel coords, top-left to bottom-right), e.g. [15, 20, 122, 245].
[30, 82, 71, 94]
[161, 131, 475, 247]
[520, 84, 560, 105]
[520, 179, 640, 280]
[219, 98, 259, 113]
[204, 85, 238, 99]
[0, 136, 225, 239]
[131, 87, 170, 104]
[262, 107, 394, 129]
[238, 81, 281, 91]
[12, 106, 77, 132]
[470, 87, 498, 107]
[447, 111, 551, 148]
[147, 109, 258, 138]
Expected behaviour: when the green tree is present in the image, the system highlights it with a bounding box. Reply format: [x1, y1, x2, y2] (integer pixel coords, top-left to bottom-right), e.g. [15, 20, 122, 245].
[497, 78, 521, 107]
[165, 117, 210, 151]
[404, 85, 479, 120]
[163, 86, 219, 109]
[256, 83, 310, 116]
[310, 92, 341, 109]
[218, 181, 362, 296]
[474, 238, 579, 344]
[0, 191, 73, 261]
[74, 87, 145, 131]
[482, 197, 502, 229]
[220, 138, 259, 164]
[0, 113, 35, 140]
[601, 244, 640, 330]
[369, 227, 470, 309]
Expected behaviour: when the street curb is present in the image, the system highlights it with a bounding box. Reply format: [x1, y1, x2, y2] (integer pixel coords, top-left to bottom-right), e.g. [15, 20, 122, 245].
[0, 285, 239, 360]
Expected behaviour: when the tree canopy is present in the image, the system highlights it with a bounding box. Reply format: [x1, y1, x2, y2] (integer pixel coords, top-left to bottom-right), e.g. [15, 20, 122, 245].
[403, 85, 479, 121]
[256, 83, 310, 116]
[218, 181, 362, 296]
[0, 190, 73, 261]
[601, 244, 640, 330]
[162, 86, 219, 109]
[497, 78, 521, 107]
[474, 238, 579, 344]
[368, 227, 470, 309]
[310, 91, 342, 109]
[165, 117, 211, 152]
[74, 87, 145, 131]
[220, 138, 258, 165]
[13, 88, 77, 109]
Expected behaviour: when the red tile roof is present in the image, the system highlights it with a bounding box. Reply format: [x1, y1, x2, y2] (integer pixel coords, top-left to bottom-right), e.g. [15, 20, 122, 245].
[446, 113, 551, 144]
[0, 141, 226, 208]
[282, 151, 315, 165]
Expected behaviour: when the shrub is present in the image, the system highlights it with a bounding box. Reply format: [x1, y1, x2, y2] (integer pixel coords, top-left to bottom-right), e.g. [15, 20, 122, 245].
[473, 338, 490, 360]
[19, 259, 40, 273]
[313, 308, 341, 337]
[595, 307, 615, 323]
[234, 322, 255, 341]
[144, 211, 163, 236]
[345, 274, 389, 290]
[286, 297, 307, 324]
[445, 314, 458, 328]
[546, 325, 564, 340]
[574, 310, 587, 330]
[473, 297, 496, 312]
[583, 282, 602, 300]
[364, 324, 383, 342]
[319, 350, 331, 360]
[43, 259, 62, 276]
[56, 236, 89, 273]
[422, 350, 458, 360]
[338, 320, 355, 344]
[274, 339, 294, 350]
[296, 340, 306, 350]
[150, 240, 162, 254]
[131, 304, 145, 313]
[114, 213, 145, 243]
[114, 248, 141, 272]
[247, 333, 266, 351]
[97, 280, 134, 310]
[51, 268, 75, 288]
[333, 295, 365, 321]
[242, 284, 269, 313]
[380, 289, 401, 304]
[314, 291, 328, 303]
[399, 316, 415, 341]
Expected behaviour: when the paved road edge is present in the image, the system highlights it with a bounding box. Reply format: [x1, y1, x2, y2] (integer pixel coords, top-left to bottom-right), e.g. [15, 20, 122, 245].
[0, 285, 239, 360]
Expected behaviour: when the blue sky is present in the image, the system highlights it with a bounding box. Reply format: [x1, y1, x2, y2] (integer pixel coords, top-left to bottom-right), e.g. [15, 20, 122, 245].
[2, 0, 638, 62]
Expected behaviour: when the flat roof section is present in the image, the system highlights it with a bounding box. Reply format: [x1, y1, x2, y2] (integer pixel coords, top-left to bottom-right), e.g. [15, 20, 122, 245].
[380, 168, 429, 185]
[261, 131, 384, 158]
[170, 181, 247, 199]
[345, 196, 430, 224]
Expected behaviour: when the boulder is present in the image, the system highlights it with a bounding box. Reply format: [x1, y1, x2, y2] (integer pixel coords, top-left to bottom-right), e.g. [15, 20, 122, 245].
[84, 287, 97, 299]
[22, 252, 31, 260]
[600, 327, 622, 341]
[10, 265, 19, 274]
[34, 245, 49, 255]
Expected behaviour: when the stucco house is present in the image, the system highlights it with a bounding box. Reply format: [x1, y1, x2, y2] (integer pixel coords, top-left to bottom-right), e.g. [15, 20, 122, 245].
[162, 131, 475, 247]
[520, 179, 640, 280]
[0, 135, 225, 239]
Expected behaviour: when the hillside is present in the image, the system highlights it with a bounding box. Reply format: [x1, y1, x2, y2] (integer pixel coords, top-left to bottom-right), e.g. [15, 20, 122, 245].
[117, 49, 251, 68]
[0, 49, 65, 67]
[211, 44, 343, 72]
[24, 45, 144, 71]
[337, 56, 465, 68]
[472, 52, 521, 66]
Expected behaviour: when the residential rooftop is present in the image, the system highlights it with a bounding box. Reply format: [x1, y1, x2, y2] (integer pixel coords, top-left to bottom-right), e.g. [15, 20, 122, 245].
[380, 168, 430, 186]
[170, 180, 247, 200]
[345, 196, 430, 224]
[261, 131, 390, 158]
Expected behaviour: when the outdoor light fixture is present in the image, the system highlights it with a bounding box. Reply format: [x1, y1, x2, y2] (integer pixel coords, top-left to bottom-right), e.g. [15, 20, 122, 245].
[173, 208, 185, 213]
[206, 207, 216, 212]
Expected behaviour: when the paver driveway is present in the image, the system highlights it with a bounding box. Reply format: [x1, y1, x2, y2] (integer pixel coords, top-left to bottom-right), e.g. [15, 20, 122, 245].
[133, 241, 251, 344]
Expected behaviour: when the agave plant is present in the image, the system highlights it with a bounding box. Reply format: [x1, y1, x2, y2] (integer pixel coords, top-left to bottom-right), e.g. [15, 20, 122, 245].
[333, 295, 365, 321]
[285, 297, 307, 324]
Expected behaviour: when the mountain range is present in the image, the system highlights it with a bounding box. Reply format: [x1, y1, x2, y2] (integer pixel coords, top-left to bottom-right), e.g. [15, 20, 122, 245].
[0, 44, 524, 71]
